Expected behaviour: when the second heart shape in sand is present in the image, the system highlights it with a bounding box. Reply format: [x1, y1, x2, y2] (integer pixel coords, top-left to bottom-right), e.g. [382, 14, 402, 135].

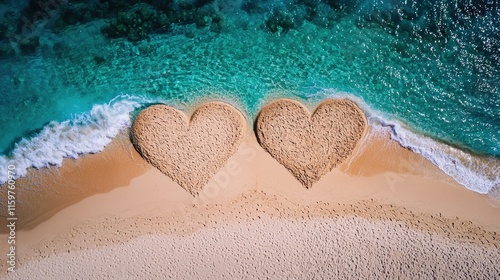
[132, 102, 246, 195]
[256, 99, 367, 188]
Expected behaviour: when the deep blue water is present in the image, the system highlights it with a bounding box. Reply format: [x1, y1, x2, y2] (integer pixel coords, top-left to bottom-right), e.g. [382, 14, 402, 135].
[0, 0, 498, 193]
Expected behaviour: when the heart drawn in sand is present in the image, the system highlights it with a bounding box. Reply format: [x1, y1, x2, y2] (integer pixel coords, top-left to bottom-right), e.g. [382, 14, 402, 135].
[256, 99, 367, 188]
[132, 102, 246, 195]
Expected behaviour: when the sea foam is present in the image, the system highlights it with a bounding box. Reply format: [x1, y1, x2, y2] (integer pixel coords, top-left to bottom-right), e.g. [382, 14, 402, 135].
[0, 95, 152, 185]
[389, 123, 500, 195]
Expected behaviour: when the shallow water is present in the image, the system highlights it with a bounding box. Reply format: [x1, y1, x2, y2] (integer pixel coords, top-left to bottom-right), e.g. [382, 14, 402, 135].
[0, 0, 498, 193]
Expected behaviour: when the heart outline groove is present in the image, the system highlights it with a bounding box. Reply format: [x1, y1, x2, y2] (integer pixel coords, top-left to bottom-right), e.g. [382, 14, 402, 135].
[255, 99, 367, 188]
[131, 102, 246, 195]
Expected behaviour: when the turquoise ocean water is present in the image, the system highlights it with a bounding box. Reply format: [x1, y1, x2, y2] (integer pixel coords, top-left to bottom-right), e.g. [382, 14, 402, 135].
[0, 0, 498, 195]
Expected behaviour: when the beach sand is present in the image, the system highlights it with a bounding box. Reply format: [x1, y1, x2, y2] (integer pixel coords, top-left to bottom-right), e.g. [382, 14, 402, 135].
[0, 101, 499, 279]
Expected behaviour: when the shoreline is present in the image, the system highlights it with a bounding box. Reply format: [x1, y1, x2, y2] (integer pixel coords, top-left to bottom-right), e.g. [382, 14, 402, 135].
[2, 94, 499, 197]
[0, 121, 499, 275]
[2, 95, 499, 197]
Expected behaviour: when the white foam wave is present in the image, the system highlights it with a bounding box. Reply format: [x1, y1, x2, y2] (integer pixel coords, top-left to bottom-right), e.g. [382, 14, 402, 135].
[309, 88, 500, 195]
[0, 95, 153, 184]
[388, 123, 500, 194]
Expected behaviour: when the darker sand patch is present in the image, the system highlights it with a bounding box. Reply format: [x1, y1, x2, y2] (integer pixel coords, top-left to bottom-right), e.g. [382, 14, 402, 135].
[0, 132, 150, 232]
[256, 99, 367, 188]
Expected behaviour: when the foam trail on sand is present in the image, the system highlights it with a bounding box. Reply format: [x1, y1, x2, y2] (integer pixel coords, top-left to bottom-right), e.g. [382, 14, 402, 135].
[389, 123, 500, 195]
[371, 115, 500, 195]
[0, 95, 153, 184]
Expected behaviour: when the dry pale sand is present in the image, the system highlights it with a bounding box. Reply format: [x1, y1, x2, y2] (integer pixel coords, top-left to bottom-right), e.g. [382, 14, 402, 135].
[5, 218, 500, 279]
[0, 100, 499, 279]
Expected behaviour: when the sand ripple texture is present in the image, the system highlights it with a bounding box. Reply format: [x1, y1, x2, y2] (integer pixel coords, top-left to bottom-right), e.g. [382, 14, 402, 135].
[132, 102, 246, 195]
[7, 218, 499, 280]
[256, 99, 367, 188]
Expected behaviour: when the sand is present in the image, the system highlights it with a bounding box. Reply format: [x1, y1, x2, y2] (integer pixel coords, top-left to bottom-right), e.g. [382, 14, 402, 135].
[0, 133, 150, 232]
[5, 219, 500, 279]
[131, 102, 246, 195]
[256, 99, 366, 188]
[0, 100, 499, 278]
